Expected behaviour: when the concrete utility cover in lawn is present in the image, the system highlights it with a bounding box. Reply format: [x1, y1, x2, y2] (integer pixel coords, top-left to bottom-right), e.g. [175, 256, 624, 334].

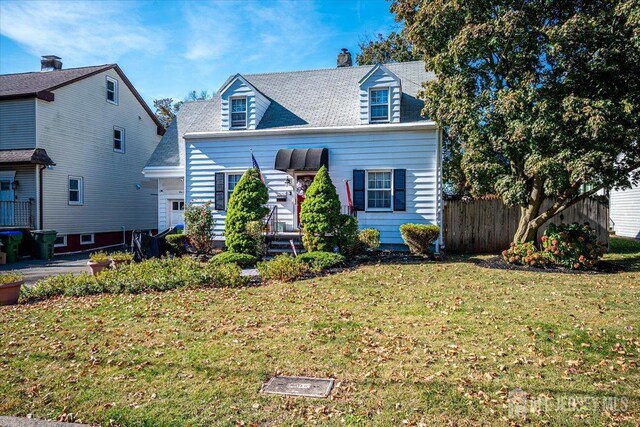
[262, 376, 335, 398]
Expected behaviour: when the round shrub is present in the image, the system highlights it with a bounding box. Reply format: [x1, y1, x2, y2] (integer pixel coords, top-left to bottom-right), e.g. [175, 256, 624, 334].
[336, 214, 359, 255]
[210, 252, 257, 268]
[358, 228, 380, 250]
[296, 251, 345, 273]
[541, 223, 605, 269]
[224, 168, 269, 256]
[184, 201, 215, 254]
[299, 165, 342, 252]
[257, 254, 308, 283]
[399, 224, 440, 255]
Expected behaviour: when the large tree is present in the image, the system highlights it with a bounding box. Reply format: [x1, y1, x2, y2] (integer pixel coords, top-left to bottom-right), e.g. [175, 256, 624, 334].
[356, 31, 420, 65]
[153, 90, 214, 129]
[393, 0, 640, 242]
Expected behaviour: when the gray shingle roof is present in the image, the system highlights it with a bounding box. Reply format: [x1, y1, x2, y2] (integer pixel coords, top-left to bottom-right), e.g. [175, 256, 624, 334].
[145, 101, 211, 167]
[146, 61, 434, 168]
[0, 65, 113, 98]
[0, 148, 55, 165]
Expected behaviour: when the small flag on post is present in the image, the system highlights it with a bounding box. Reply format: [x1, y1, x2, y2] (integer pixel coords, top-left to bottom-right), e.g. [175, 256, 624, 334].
[251, 153, 265, 183]
[344, 179, 353, 213]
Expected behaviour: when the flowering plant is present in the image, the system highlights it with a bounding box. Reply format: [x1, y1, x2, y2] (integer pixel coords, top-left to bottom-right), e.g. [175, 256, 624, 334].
[541, 223, 605, 269]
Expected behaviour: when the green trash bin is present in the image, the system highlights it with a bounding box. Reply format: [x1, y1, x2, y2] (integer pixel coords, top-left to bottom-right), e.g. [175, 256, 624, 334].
[32, 230, 57, 260]
[0, 231, 23, 263]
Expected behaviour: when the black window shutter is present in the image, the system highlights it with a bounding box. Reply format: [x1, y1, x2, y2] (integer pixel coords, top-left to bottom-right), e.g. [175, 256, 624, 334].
[393, 169, 406, 211]
[215, 172, 225, 210]
[353, 170, 365, 211]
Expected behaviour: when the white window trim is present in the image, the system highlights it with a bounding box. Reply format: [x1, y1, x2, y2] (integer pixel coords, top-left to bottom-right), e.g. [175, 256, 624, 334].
[230, 96, 248, 129]
[365, 169, 393, 212]
[80, 234, 95, 245]
[106, 76, 118, 105]
[68, 176, 84, 206]
[113, 126, 125, 153]
[368, 87, 390, 124]
[54, 235, 67, 248]
[225, 172, 244, 206]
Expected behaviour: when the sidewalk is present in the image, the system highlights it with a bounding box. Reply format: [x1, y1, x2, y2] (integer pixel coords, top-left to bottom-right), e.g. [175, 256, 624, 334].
[0, 417, 90, 427]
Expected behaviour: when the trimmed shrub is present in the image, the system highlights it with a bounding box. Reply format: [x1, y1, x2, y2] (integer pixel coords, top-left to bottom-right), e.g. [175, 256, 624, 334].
[257, 254, 308, 283]
[358, 228, 381, 250]
[336, 214, 360, 255]
[210, 252, 257, 268]
[400, 224, 440, 255]
[89, 251, 110, 263]
[502, 241, 552, 267]
[299, 166, 342, 252]
[0, 272, 22, 285]
[184, 201, 215, 254]
[165, 234, 188, 256]
[245, 220, 266, 257]
[541, 223, 605, 269]
[296, 251, 345, 273]
[225, 168, 269, 256]
[110, 251, 133, 262]
[19, 257, 248, 303]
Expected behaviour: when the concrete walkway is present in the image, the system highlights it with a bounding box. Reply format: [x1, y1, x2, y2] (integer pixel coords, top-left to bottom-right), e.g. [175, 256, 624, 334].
[0, 417, 90, 427]
[0, 253, 90, 285]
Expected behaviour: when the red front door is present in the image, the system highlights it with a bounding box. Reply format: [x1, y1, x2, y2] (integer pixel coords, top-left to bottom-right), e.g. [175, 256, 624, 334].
[296, 175, 315, 228]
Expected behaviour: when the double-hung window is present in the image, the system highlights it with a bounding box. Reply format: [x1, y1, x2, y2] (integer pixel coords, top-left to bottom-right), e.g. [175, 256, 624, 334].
[369, 88, 389, 123]
[106, 76, 118, 104]
[227, 173, 243, 203]
[113, 126, 125, 153]
[366, 170, 392, 210]
[231, 97, 247, 128]
[68, 176, 84, 205]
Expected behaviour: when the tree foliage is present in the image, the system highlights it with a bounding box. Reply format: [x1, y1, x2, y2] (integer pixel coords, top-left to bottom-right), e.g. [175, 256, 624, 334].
[224, 168, 269, 256]
[153, 90, 214, 128]
[394, 0, 640, 242]
[356, 31, 420, 66]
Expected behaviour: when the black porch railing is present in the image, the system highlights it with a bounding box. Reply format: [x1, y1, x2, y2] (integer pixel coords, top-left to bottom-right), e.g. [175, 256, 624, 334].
[0, 200, 35, 228]
[263, 204, 278, 237]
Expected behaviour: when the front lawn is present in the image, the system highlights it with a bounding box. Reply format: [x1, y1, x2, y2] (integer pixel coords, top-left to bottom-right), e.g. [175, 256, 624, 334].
[1, 239, 639, 426]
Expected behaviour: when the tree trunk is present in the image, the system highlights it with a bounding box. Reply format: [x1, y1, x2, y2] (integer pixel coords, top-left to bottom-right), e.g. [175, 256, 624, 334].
[513, 205, 543, 243]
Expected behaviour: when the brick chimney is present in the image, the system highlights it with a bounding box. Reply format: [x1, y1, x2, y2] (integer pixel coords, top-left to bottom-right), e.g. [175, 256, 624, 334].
[41, 55, 62, 71]
[337, 48, 352, 68]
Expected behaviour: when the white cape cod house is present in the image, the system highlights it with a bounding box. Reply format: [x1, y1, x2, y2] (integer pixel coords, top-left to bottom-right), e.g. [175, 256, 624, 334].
[144, 52, 443, 250]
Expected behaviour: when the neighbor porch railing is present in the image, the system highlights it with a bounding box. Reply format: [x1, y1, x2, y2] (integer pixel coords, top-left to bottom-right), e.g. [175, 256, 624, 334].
[0, 200, 35, 228]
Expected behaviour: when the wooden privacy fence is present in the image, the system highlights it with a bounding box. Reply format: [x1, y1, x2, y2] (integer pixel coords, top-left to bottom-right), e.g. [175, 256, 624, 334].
[443, 197, 609, 253]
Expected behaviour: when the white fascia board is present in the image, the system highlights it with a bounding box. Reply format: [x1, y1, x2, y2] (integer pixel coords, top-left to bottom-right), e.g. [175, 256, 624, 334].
[184, 121, 438, 140]
[142, 166, 184, 178]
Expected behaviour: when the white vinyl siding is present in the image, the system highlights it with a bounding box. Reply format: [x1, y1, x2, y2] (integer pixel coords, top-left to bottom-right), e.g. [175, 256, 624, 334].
[36, 69, 160, 235]
[610, 169, 640, 239]
[366, 170, 392, 210]
[185, 128, 440, 245]
[113, 126, 125, 153]
[0, 98, 36, 149]
[68, 176, 83, 205]
[106, 76, 118, 104]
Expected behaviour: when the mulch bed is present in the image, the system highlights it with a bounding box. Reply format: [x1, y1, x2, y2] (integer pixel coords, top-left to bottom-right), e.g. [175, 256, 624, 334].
[475, 256, 626, 275]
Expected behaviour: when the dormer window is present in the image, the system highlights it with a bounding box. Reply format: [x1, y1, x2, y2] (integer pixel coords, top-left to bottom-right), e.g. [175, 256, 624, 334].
[231, 97, 247, 129]
[369, 88, 389, 123]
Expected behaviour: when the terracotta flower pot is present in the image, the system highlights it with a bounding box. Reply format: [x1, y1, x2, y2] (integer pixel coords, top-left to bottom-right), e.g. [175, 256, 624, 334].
[0, 280, 24, 306]
[87, 261, 110, 276]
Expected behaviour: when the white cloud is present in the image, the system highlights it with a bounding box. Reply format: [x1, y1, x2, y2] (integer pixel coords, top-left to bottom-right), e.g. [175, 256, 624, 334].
[0, 0, 161, 64]
[181, 0, 332, 70]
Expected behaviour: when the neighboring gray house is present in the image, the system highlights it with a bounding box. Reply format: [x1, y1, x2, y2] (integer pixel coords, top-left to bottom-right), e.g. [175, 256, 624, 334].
[0, 56, 164, 252]
[609, 168, 640, 239]
[144, 51, 443, 250]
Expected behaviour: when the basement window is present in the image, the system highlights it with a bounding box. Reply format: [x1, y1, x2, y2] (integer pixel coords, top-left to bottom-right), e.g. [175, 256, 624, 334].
[54, 235, 67, 248]
[80, 234, 95, 245]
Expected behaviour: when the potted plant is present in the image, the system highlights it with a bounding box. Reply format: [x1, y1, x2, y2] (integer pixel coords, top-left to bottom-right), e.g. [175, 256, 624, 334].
[0, 272, 24, 306]
[87, 251, 110, 276]
[110, 251, 133, 268]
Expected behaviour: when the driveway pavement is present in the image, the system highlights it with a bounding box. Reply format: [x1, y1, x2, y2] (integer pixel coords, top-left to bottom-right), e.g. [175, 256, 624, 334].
[0, 417, 90, 427]
[0, 253, 90, 285]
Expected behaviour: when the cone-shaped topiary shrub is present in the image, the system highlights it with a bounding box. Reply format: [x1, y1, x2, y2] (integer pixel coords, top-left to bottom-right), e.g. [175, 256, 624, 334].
[224, 168, 269, 256]
[299, 165, 343, 252]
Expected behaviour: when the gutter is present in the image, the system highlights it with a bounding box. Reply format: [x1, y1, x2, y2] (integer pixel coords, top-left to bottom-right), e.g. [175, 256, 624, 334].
[184, 121, 438, 140]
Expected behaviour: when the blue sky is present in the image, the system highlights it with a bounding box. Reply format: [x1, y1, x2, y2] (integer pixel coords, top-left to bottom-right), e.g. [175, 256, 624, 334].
[0, 0, 400, 105]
